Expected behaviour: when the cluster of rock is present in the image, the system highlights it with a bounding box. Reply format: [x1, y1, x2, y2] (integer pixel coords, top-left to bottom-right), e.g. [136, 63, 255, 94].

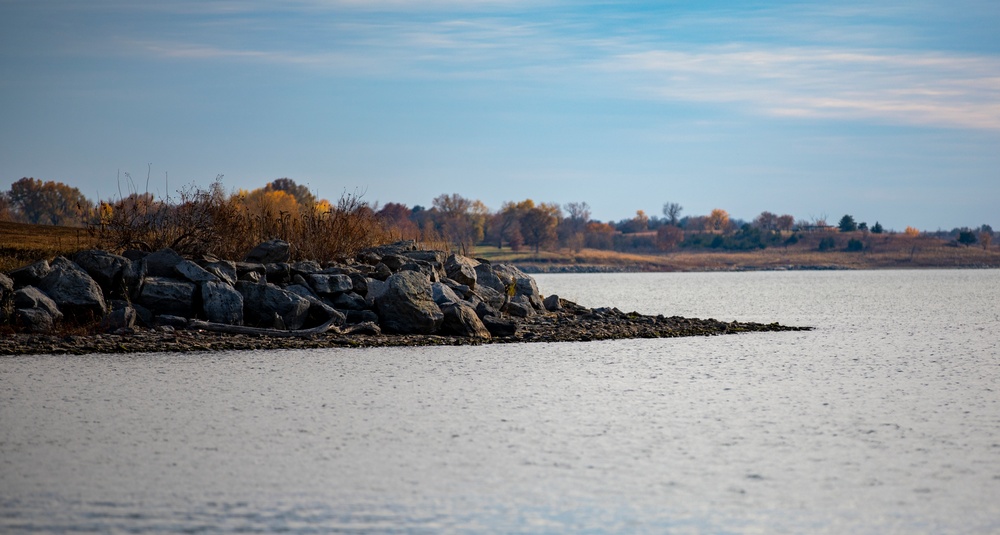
[0, 239, 558, 340]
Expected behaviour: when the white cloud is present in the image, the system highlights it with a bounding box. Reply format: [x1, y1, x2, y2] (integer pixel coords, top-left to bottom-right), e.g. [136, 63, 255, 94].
[605, 47, 1000, 130]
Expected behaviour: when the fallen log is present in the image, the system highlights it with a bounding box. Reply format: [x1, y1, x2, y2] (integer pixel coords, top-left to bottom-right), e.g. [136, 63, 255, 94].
[186, 317, 338, 337]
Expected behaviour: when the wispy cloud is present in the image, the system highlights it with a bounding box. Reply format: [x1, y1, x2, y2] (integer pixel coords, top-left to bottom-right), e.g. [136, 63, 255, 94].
[605, 47, 1000, 130]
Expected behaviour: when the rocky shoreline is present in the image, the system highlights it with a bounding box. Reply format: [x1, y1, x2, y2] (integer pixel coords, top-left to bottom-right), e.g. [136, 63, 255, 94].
[0, 301, 808, 355]
[1, 240, 810, 356]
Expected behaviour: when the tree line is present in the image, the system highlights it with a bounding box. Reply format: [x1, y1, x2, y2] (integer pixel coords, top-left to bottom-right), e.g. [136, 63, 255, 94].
[1, 176, 995, 256]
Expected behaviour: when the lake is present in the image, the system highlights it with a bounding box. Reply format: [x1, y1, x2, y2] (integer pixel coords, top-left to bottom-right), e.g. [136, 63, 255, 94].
[2, 269, 999, 533]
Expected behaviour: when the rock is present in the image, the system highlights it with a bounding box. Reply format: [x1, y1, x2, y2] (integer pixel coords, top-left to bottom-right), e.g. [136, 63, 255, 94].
[236, 281, 310, 330]
[72, 250, 130, 297]
[431, 282, 462, 307]
[472, 297, 499, 320]
[441, 278, 472, 300]
[235, 262, 266, 282]
[175, 260, 220, 283]
[402, 250, 446, 264]
[331, 291, 368, 311]
[445, 254, 478, 288]
[440, 302, 491, 339]
[362, 240, 417, 260]
[345, 309, 379, 324]
[473, 262, 505, 294]
[494, 263, 544, 310]
[155, 315, 188, 328]
[100, 301, 137, 332]
[201, 281, 244, 325]
[9, 259, 51, 288]
[474, 284, 506, 312]
[290, 260, 321, 275]
[203, 260, 237, 285]
[0, 273, 14, 323]
[285, 284, 345, 326]
[481, 314, 517, 337]
[376, 270, 443, 334]
[37, 257, 106, 321]
[122, 259, 146, 300]
[143, 248, 185, 278]
[307, 273, 354, 296]
[400, 261, 438, 282]
[371, 263, 393, 281]
[348, 272, 368, 296]
[505, 297, 533, 318]
[380, 254, 407, 272]
[244, 239, 290, 264]
[543, 294, 562, 312]
[15, 307, 55, 333]
[13, 286, 63, 322]
[365, 278, 388, 308]
[137, 277, 196, 318]
[264, 263, 290, 284]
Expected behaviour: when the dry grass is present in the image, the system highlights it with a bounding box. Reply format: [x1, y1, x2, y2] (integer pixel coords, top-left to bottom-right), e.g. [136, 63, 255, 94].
[0, 221, 98, 272]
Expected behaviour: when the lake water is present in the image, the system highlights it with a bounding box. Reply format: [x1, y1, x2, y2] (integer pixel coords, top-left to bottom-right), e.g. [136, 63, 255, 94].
[2, 269, 999, 533]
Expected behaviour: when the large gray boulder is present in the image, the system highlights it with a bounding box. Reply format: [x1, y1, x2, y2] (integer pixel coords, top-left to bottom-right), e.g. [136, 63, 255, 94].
[143, 248, 185, 278]
[431, 282, 462, 307]
[175, 260, 220, 283]
[137, 277, 196, 317]
[493, 263, 544, 310]
[15, 307, 55, 333]
[307, 273, 354, 296]
[445, 254, 478, 288]
[376, 271, 443, 334]
[9, 259, 51, 288]
[441, 302, 491, 339]
[285, 284, 346, 326]
[14, 286, 63, 322]
[0, 273, 13, 323]
[201, 281, 244, 325]
[100, 300, 137, 332]
[473, 262, 506, 294]
[203, 260, 237, 285]
[37, 257, 106, 321]
[244, 239, 290, 264]
[236, 281, 310, 330]
[72, 250, 130, 297]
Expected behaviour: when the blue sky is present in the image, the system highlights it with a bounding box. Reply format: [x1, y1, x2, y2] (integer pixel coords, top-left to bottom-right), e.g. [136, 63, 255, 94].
[1, 0, 998, 231]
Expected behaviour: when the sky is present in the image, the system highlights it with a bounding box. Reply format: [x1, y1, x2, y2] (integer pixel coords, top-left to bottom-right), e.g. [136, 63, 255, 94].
[1, 0, 998, 231]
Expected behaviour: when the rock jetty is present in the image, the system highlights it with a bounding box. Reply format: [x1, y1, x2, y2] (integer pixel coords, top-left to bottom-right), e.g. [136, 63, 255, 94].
[1, 240, 809, 355]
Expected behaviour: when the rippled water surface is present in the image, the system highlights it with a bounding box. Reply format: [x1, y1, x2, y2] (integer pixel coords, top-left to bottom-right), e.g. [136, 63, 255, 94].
[2, 269, 999, 533]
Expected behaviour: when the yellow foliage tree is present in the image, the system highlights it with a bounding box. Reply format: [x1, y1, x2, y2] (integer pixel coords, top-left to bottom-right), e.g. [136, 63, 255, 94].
[904, 226, 920, 237]
[707, 208, 731, 232]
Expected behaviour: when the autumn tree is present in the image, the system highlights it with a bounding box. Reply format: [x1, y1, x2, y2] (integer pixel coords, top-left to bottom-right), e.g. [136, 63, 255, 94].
[520, 201, 561, 253]
[753, 211, 778, 231]
[584, 221, 616, 249]
[706, 208, 730, 232]
[904, 226, 920, 237]
[432, 193, 479, 252]
[663, 202, 683, 226]
[776, 214, 795, 232]
[656, 225, 684, 251]
[488, 201, 524, 249]
[560, 201, 591, 252]
[377, 202, 419, 239]
[264, 178, 316, 207]
[7, 177, 95, 226]
[623, 210, 650, 233]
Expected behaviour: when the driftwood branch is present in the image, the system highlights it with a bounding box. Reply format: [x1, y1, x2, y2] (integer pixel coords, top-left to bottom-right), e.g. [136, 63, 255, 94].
[187, 317, 339, 338]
